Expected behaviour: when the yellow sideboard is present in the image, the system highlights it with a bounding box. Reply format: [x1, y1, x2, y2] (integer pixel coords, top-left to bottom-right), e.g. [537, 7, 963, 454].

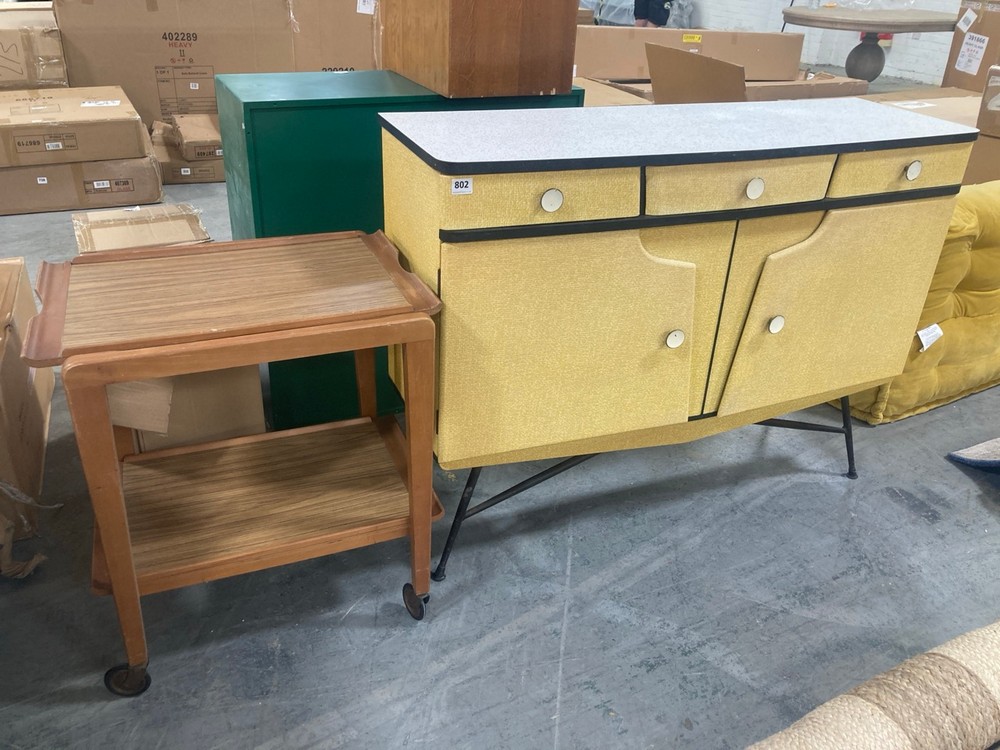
[380, 100, 976, 469]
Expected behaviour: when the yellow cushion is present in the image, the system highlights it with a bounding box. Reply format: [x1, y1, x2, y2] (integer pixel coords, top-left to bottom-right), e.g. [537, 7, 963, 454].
[850, 180, 1000, 424]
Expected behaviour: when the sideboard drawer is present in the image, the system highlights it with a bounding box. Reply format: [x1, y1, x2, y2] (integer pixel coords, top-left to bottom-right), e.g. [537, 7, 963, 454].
[826, 143, 973, 198]
[645, 155, 836, 216]
[439, 168, 640, 229]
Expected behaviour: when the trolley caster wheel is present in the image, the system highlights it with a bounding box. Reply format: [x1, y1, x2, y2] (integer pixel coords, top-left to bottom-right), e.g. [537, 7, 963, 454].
[402, 583, 429, 621]
[104, 664, 151, 697]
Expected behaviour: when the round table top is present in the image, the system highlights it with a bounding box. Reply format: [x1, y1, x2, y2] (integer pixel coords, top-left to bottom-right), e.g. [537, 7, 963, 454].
[782, 7, 958, 33]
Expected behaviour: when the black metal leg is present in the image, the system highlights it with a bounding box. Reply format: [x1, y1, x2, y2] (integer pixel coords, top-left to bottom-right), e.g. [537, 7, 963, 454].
[431, 454, 597, 582]
[756, 398, 859, 480]
[840, 396, 858, 480]
[431, 467, 482, 582]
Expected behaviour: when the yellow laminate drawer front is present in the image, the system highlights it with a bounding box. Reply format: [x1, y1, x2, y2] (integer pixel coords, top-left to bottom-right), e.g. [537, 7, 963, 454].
[438, 168, 640, 229]
[645, 155, 837, 215]
[826, 142, 973, 198]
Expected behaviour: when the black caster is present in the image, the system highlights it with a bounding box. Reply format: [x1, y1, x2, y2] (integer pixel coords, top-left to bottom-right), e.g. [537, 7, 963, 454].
[104, 664, 151, 697]
[402, 583, 430, 621]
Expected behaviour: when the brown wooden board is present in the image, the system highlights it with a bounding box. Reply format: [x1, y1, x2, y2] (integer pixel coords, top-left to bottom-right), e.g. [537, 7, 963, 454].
[380, 0, 578, 98]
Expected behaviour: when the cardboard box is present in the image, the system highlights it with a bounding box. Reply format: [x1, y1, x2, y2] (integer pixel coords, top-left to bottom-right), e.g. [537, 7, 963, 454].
[151, 121, 224, 184]
[54, 0, 378, 125]
[862, 86, 982, 103]
[0, 85, 146, 168]
[978, 65, 1000, 137]
[0, 131, 162, 216]
[135, 368, 267, 452]
[873, 95, 982, 130]
[870, 91, 999, 185]
[0, 2, 66, 90]
[380, 0, 578, 98]
[72, 203, 211, 253]
[576, 77, 651, 106]
[963, 132, 1000, 183]
[578, 7, 595, 25]
[0, 257, 54, 539]
[575, 25, 804, 82]
[645, 45, 867, 104]
[943, 1, 1000, 93]
[169, 114, 222, 161]
[101, 366, 267, 453]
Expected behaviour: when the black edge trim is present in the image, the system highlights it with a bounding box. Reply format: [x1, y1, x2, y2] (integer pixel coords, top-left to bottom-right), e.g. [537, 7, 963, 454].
[688, 411, 718, 422]
[438, 185, 960, 243]
[379, 117, 977, 176]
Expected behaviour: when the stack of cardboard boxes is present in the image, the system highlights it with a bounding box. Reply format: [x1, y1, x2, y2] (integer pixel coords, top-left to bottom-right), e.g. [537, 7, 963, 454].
[0, 86, 161, 216]
[151, 115, 225, 184]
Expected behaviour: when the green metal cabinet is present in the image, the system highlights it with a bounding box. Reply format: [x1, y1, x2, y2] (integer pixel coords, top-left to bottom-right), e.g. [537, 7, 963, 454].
[216, 70, 584, 429]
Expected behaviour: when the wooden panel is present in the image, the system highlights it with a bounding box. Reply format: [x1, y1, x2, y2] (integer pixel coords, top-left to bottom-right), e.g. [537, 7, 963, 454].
[646, 155, 836, 215]
[717, 198, 957, 417]
[380, 0, 578, 98]
[826, 142, 973, 198]
[122, 420, 432, 593]
[436, 231, 695, 467]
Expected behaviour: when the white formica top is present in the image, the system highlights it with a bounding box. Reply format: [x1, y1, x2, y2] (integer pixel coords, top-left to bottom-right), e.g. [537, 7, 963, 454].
[380, 98, 978, 174]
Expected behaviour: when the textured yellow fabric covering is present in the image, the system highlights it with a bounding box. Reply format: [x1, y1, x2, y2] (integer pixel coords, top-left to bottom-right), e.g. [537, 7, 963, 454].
[705, 212, 825, 413]
[827, 143, 972, 198]
[438, 231, 695, 461]
[646, 155, 835, 215]
[849, 181, 1000, 424]
[381, 128, 972, 467]
[720, 198, 955, 416]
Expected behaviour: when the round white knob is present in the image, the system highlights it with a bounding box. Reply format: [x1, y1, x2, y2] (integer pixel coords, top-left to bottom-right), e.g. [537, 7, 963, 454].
[540, 188, 564, 212]
[665, 330, 686, 349]
[904, 160, 922, 181]
[746, 177, 766, 200]
[768, 315, 785, 334]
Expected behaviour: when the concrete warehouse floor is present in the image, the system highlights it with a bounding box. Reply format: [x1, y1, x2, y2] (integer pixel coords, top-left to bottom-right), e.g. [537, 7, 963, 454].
[4, 79, 1000, 749]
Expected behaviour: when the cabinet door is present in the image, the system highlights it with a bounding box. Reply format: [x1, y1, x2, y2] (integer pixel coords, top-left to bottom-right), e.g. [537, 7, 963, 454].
[436, 230, 697, 466]
[716, 197, 957, 418]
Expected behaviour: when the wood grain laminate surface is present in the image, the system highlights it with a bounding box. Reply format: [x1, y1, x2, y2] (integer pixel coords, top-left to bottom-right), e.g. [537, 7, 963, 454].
[122, 420, 421, 592]
[24, 231, 440, 365]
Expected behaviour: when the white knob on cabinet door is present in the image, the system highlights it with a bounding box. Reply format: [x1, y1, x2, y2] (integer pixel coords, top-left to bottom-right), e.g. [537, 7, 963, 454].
[904, 160, 923, 181]
[665, 330, 686, 349]
[540, 188, 564, 212]
[746, 177, 766, 200]
[768, 315, 785, 334]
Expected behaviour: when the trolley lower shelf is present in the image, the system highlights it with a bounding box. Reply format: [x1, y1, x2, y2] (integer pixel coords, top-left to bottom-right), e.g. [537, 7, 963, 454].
[92, 417, 444, 596]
